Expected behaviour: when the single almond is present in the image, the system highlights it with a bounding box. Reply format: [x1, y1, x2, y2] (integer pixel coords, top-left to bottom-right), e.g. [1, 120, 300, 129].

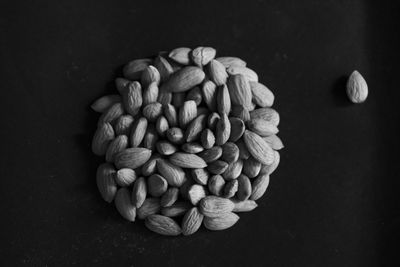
[186, 86, 202, 106]
[132, 177, 147, 208]
[250, 173, 270, 201]
[202, 80, 217, 111]
[148, 174, 168, 197]
[188, 184, 207, 205]
[185, 114, 207, 142]
[114, 147, 152, 169]
[145, 214, 182, 236]
[208, 175, 225, 196]
[142, 102, 163, 122]
[179, 100, 197, 129]
[161, 66, 205, 92]
[215, 113, 231, 146]
[191, 168, 209, 185]
[166, 127, 184, 144]
[160, 187, 179, 207]
[115, 77, 130, 93]
[161, 202, 192, 217]
[243, 130, 274, 165]
[154, 55, 174, 82]
[207, 160, 229, 175]
[236, 139, 251, 160]
[199, 196, 235, 217]
[143, 82, 159, 105]
[260, 151, 280, 175]
[141, 65, 161, 87]
[250, 107, 280, 126]
[242, 156, 262, 178]
[227, 66, 258, 82]
[224, 179, 239, 198]
[250, 81, 275, 107]
[137, 198, 161, 220]
[182, 207, 204, 236]
[142, 154, 161, 176]
[169, 47, 192, 65]
[92, 123, 115, 156]
[155, 116, 169, 137]
[164, 104, 178, 127]
[236, 174, 252, 201]
[181, 143, 204, 154]
[156, 141, 178, 155]
[157, 90, 172, 105]
[231, 199, 258, 212]
[114, 115, 134, 136]
[91, 94, 121, 113]
[130, 117, 148, 147]
[208, 59, 228, 86]
[115, 187, 136, 222]
[222, 159, 243, 181]
[201, 129, 216, 149]
[215, 57, 247, 68]
[198, 146, 223, 163]
[121, 81, 143, 116]
[105, 135, 128, 162]
[203, 212, 240, 231]
[115, 168, 136, 187]
[263, 135, 284, 150]
[227, 74, 252, 109]
[191, 46, 216, 66]
[142, 124, 158, 150]
[247, 118, 279, 137]
[96, 163, 117, 203]
[123, 58, 152, 80]
[97, 102, 124, 126]
[156, 159, 186, 187]
[346, 70, 368, 103]
[169, 152, 207, 168]
[221, 142, 240, 163]
[217, 84, 231, 115]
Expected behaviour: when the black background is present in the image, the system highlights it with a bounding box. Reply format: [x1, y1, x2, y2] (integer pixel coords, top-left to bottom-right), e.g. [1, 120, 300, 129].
[1, 0, 399, 266]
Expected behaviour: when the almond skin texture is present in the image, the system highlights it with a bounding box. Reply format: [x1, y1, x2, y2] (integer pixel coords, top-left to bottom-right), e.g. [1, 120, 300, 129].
[91, 94, 121, 113]
[198, 146, 223, 163]
[192, 47, 216, 66]
[250, 173, 270, 201]
[179, 100, 198, 129]
[169, 47, 192, 65]
[148, 174, 168, 197]
[243, 130, 274, 165]
[92, 123, 115, 156]
[115, 187, 136, 222]
[132, 177, 147, 208]
[208, 175, 226, 196]
[130, 117, 148, 147]
[169, 152, 207, 169]
[199, 196, 235, 217]
[203, 212, 240, 231]
[182, 207, 204, 236]
[160, 187, 179, 207]
[162, 66, 205, 93]
[154, 55, 174, 82]
[216, 57, 247, 68]
[137, 198, 161, 219]
[156, 159, 186, 187]
[96, 163, 117, 203]
[228, 74, 252, 109]
[185, 114, 207, 142]
[231, 199, 258, 212]
[188, 184, 207, 205]
[215, 113, 231, 146]
[250, 82, 275, 107]
[217, 84, 231, 115]
[114, 148, 152, 169]
[202, 80, 217, 111]
[114, 115, 134, 136]
[227, 66, 258, 82]
[122, 81, 143, 116]
[115, 168, 136, 187]
[263, 135, 284, 150]
[123, 58, 152, 80]
[97, 102, 124, 126]
[346, 70, 368, 103]
[250, 107, 280, 126]
[145, 214, 182, 236]
[208, 59, 228, 86]
[247, 118, 279, 137]
[236, 174, 252, 201]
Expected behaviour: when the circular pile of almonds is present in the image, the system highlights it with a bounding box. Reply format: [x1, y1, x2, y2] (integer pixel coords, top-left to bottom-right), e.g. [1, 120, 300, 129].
[91, 47, 283, 236]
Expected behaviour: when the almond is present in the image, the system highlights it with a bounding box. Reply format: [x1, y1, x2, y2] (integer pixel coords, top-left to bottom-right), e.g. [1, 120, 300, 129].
[145, 214, 182, 236]
[236, 174, 252, 200]
[148, 174, 168, 197]
[188, 184, 207, 205]
[169, 152, 207, 168]
[191, 168, 209, 185]
[215, 57, 247, 68]
[250, 107, 280, 126]
[141, 65, 161, 87]
[122, 81, 142, 116]
[161, 66, 205, 92]
[96, 163, 117, 203]
[157, 90, 172, 105]
[198, 146, 223, 163]
[132, 177, 147, 208]
[191, 47, 216, 66]
[155, 116, 169, 137]
[201, 129, 216, 149]
[203, 212, 239, 231]
[160, 187, 179, 207]
[243, 130, 274, 165]
[215, 113, 231, 146]
[156, 141, 178, 155]
[156, 159, 186, 187]
[208, 59, 228, 86]
[114, 147, 152, 169]
[231, 105, 250, 122]
[141, 154, 161, 176]
[164, 104, 178, 127]
[166, 127, 184, 144]
[92, 123, 115, 156]
[260, 151, 280, 175]
[182, 207, 204, 236]
[115, 187, 136, 222]
[263, 135, 284, 150]
[169, 47, 192, 65]
[229, 117, 245, 142]
[346, 70, 368, 103]
[97, 102, 124, 126]
[221, 142, 240, 163]
[137, 198, 161, 219]
[154, 55, 174, 82]
[115, 168, 136, 187]
[224, 179, 239, 198]
[208, 175, 225, 196]
[123, 58, 152, 80]
[227, 66, 258, 82]
[142, 124, 158, 150]
[142, 102, 163, 122]
[207, 160, 229, 175]
[202, 80, 217, 111]
[231, 199, 258, 212]
[179, 100, 197, 129]
[222, 159, 243, 180]
[143, 82, 159, 105]
[161, 202, 191, 217]
[199, 196, 234, 217]
[250, 81, 275, 107]
[250, 173, 270, 201]
[217, 84, 231, 115]
[186, 86, 202, 106]
[227, 74, 252, 109]
[105, 135, 128, 162]
[185, 114, 207, 142]
[130, 117, 148, 147]
[236, 139, 251, 160]
[247, 118, 279, 137]
[91, 94, 121, 113]
[242, 156, 262, 178]
[114, 115, 134, 136]
[181, 143, 204, 154]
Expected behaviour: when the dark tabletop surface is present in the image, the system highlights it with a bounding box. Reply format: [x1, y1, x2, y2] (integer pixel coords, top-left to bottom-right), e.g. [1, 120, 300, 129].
[1, 0, 399, 266]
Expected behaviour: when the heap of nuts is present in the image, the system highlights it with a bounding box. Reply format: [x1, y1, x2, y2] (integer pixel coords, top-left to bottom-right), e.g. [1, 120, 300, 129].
[91, 47, 283, 236]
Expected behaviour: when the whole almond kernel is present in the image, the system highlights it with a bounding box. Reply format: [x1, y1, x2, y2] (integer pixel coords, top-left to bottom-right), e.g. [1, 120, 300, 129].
[130, 117, 148, 147]
[122, 81, 142, 116]
[208, 59, 228, 86]
[142, 102, 163, 122]
[217, 84, 231, 115]
[236, 174, 252, 201]
[105, 135, 128, 162]
[224, 179, 239, 198]
[145, 214, 182, 236]
[250, 81, 275, 107]
[97, 102, 124, 126]
[250, 173, 270, 201]
[227, 66, 258, 82]
[169, 152, 207, 169]
[198, 146, 223, 163]
[161, 202, 192, 217]
[208, 175, 225, 196]
[143, 82, 159, 105]
[160, 187, 179, 207]
[216, 57, 247, 68]
[164, 104, 178, 127]
[247, 118, 279, 137]
[231, 199, 258, 212]
[92, 123, 115, 156]
[114, 115, 134, 136]
[250, 107, 280, 126]
[191, 46, 216, 66]
[199, 196, 235, 217]
[215, 113, 231, 146]
[346, 70, 368, 103]
[141, 154, 160, 176]
[156, 116, 169, 137]
[182, 207, 204, 236]
[96, 163, 117, 203]
[156, 159, 186, 187]
[179, 100, 197, 129]
[141, 65, 161, 87]
[115, 187, 136, 222]
[185, 114, 207, 142]
[242, 156, 262, 178]
[181, 143, 204, 154]
[201, 129, 216, 149]
[260, 151, 280, 175]
[207, 160, 229, 175]
[243, 130, 274, 165]
[161, 66, 205, 93]
[222, 160, 244, 181]
[115, 77, 130, 93]
[188, 184, 207, 205]
[157, 91, 172, 105]
[202, 80, 217, 111]
[191, 168, 209, 185]
[166, 127, 184, 144]
[132, 177, 147, 208]
[115, 168, 136, 187]
[137, 198, 161, 220]
[91, 94, 121, 113]
[203, 212, 240, 231]
[114, 148, 152, 169]
[147, 174, 168, 197]
[169, 47, 192, 65]
[221, 142, 240, 163]
[227, 74, 252, 109]
[142, 124, 158, 150]
[263, 135, 284, 150]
